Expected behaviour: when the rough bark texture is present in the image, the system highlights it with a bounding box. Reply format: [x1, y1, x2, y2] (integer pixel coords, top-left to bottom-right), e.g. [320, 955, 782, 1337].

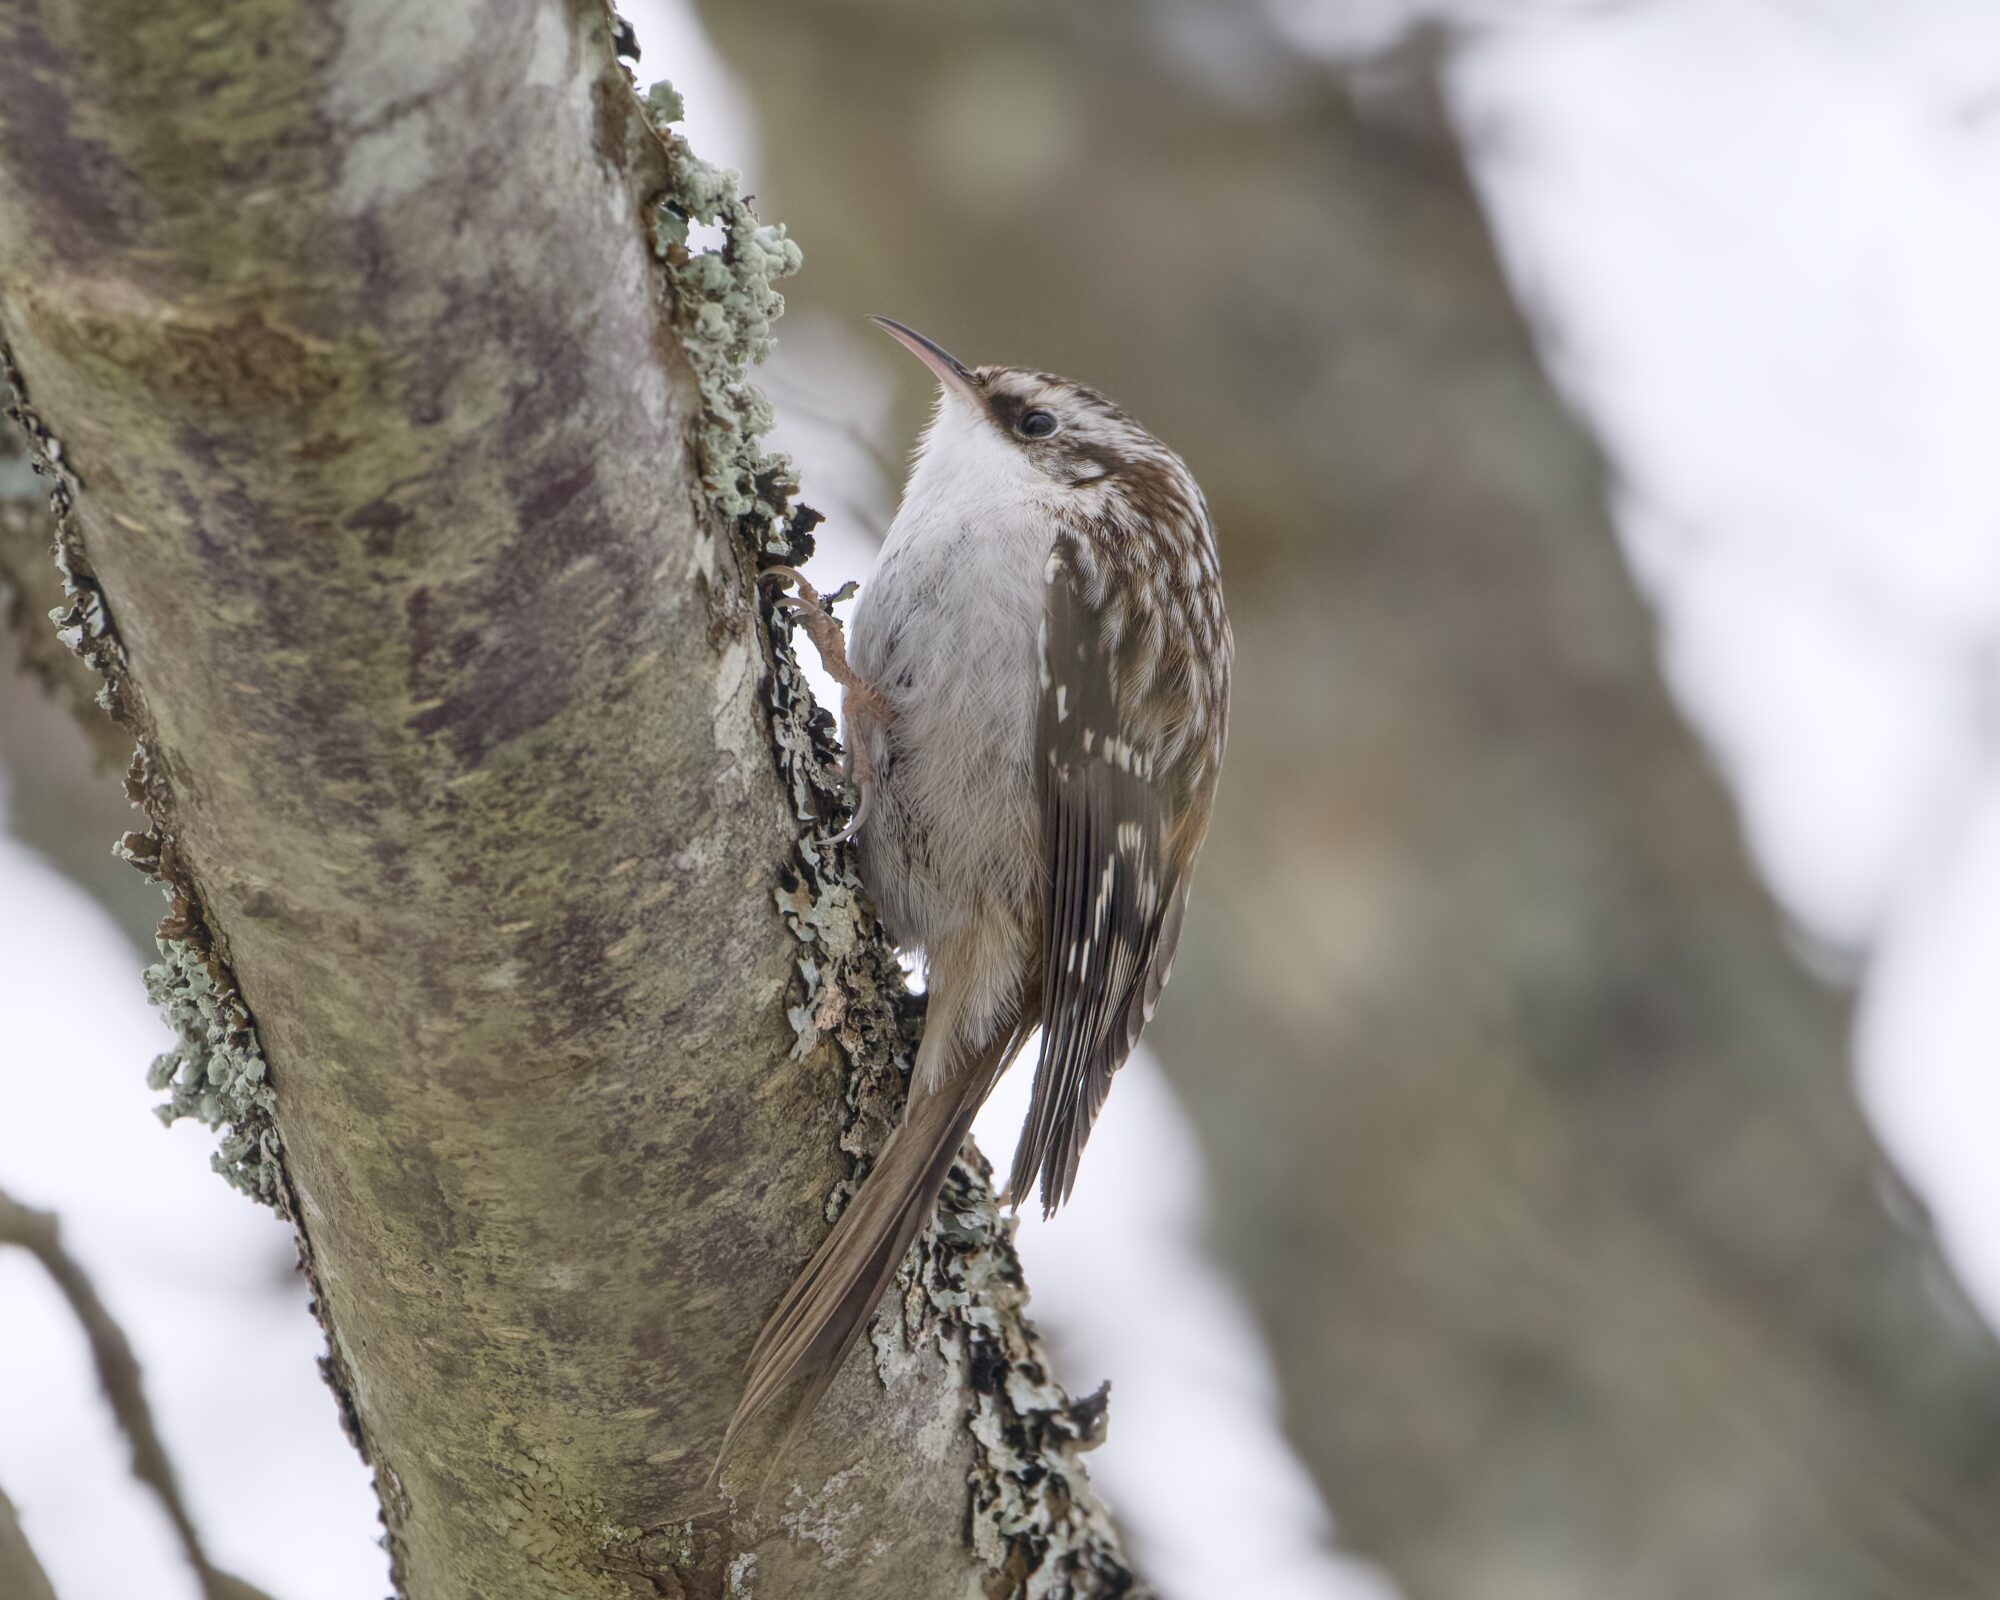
[0, 3, 1132, 1596]
[692, 5, 2000, 1596]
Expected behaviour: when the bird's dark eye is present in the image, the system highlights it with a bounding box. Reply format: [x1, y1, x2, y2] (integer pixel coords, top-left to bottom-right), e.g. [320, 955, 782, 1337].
[1019, 409, 1059, 439]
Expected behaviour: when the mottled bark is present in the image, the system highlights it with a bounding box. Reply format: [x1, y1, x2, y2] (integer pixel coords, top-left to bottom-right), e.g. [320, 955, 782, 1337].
[0, 3, 1130, 1596]
[692, 5, 2000, 1596]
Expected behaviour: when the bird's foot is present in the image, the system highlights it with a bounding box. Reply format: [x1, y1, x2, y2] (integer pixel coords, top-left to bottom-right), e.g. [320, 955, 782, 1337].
[761, 566, 887, 846]
[759, 565, 892, 726]
[817, 776, 874, 848]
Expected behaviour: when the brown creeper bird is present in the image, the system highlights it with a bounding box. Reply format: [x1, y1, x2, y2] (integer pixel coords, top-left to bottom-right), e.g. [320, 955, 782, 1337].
[726, 318, 1231, 1458]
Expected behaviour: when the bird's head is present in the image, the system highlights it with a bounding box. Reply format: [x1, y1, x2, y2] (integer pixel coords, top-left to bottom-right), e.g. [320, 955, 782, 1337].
[869, 316, 1190, 516]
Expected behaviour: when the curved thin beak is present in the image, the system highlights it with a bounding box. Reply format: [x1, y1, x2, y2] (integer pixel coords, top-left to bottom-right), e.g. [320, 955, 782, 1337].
[867, 315, 981, 401]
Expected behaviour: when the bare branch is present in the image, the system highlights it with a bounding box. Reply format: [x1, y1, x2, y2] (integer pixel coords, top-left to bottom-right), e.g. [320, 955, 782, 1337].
[0, 1190, 278, 1600]
[0, 1484, 59, 1600]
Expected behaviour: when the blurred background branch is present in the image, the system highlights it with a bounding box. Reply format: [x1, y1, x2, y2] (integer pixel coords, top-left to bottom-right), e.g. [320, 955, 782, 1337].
[0, 1191, 278, 1600]
[0, 1485, 59, 1600]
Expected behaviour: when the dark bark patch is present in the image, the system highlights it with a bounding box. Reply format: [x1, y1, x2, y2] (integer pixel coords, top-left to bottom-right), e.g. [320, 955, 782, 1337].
[45, 303, 350, 416]
[348, 492, 414, 555]
[0, 15, 139, 261]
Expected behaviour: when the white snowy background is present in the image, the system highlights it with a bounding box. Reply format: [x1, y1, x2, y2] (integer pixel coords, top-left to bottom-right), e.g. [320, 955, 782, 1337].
[3, 2, 1998, 1595]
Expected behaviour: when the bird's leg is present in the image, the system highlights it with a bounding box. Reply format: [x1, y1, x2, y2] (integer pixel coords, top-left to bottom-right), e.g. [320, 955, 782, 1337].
[759, 566, 891, 724]
[761, 566, 891, 845]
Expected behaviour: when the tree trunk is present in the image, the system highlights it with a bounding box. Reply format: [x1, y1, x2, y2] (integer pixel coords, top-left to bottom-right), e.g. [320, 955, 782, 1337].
[687, 5, 2000, 1595]
[0, 3, 1132, 1595]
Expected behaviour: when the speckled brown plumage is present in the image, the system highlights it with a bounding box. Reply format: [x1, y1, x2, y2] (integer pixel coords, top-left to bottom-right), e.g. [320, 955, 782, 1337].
[726, 320, 1231, 1462]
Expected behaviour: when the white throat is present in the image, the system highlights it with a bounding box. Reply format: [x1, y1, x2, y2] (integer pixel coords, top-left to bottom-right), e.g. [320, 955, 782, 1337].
[886, 393, 1052, 557]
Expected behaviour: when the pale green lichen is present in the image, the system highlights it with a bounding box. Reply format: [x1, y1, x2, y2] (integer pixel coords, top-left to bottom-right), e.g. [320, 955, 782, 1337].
[643, 1518, 697, 1570]
[141, 933, 281, 1200]
[643, 80, 684, 128]
[638, 80, 914, 1210]
[776, 1465, 864, 1568]
[915, 1156, 1136, 1596]
[645, 78, 803, 530]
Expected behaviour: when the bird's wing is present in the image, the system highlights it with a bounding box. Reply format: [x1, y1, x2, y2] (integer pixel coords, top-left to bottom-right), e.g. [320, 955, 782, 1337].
[1008, 537, 1186, 1216]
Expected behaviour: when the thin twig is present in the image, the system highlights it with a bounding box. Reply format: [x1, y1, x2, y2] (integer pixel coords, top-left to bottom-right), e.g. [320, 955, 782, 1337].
[0, 1484, 59, 1600]
[0, 1189, 281, 1600]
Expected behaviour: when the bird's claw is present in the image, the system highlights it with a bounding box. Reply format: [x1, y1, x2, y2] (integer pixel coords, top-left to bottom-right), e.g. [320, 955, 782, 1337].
[761, 566, 886, 846]
[810, 777, 873, 851]
[759, 565, 854, 612]
[758, 564, 894, 727]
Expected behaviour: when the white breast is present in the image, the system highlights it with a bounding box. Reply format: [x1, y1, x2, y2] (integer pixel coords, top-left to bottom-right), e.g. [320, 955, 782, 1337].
[847, 397, 1054, 953]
